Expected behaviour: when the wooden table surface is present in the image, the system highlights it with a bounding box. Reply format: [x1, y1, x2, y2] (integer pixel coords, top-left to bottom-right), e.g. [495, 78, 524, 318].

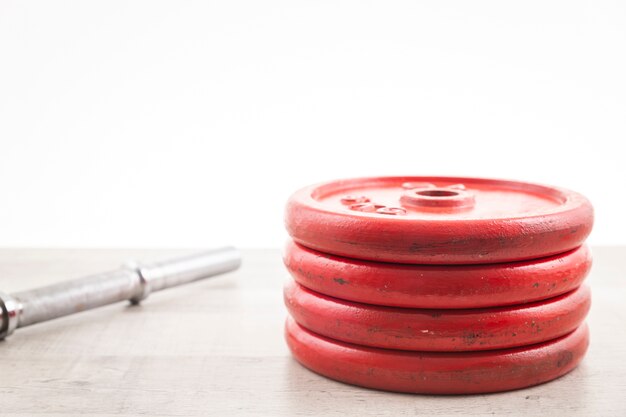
[0, 247, 624, 416]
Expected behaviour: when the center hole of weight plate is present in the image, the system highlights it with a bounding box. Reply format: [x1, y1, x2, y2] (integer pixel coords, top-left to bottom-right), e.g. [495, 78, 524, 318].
[415, 189, 459, 198]
[401, 187, 475, 209]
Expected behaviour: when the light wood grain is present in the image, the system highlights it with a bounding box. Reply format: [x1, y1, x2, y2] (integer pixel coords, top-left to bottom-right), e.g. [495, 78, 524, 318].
[0, 247, 625, 416]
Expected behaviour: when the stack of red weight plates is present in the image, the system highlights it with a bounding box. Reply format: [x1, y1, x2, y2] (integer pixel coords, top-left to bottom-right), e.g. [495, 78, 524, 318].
[283, 177, 594, 394]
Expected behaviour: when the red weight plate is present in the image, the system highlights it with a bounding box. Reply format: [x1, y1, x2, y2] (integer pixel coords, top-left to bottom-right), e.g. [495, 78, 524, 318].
[284, 281, 590, 351]
[286, 317, 589, 394]
[285, 176, 593, 264]
[284, 241, 592, 308]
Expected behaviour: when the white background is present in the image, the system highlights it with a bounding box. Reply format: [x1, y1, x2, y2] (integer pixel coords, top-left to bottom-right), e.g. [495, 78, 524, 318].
[0, 1, 624, 248]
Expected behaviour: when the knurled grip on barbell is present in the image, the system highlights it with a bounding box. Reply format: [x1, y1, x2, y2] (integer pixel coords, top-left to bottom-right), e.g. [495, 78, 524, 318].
[0, 247, 241, 340]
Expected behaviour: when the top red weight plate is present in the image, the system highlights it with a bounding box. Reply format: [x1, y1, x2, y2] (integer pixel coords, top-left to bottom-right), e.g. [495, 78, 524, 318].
[285, 176, 593, 264]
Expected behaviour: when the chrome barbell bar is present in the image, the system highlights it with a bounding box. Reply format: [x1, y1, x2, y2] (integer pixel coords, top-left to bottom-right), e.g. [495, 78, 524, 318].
[0, 247, 241, 340]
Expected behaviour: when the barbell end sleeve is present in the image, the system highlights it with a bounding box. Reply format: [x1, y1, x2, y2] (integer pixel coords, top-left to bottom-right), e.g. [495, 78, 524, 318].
[132, 246, 242, 298]
[0, 292, 21, 341]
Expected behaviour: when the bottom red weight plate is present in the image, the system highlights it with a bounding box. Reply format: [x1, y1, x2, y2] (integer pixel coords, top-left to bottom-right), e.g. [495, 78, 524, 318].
[286, 317, 589, 394]
[284, 281, 590, 351]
